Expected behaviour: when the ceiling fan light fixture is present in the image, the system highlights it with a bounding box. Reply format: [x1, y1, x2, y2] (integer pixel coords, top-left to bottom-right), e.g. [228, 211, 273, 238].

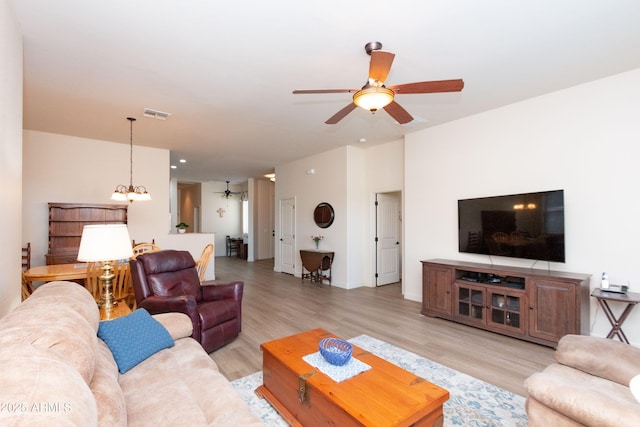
[353, 86, 394, 112]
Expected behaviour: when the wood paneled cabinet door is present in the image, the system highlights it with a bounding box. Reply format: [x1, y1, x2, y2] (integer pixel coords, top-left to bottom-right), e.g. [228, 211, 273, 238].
[528, 278, 577, 343]
[422, 264, 452, 317]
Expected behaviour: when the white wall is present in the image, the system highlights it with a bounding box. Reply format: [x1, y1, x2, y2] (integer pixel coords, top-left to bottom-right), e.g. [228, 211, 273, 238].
[0, 0, 23, 317]
[362, 140, 404, 287]
[22, 130, 170, 268]
[346, 146, 366, 287]
[404, 68, 640, 344]
[275, 140, 404, 288]
[200, 180, 242, 257]
[276, 146, 349, 286]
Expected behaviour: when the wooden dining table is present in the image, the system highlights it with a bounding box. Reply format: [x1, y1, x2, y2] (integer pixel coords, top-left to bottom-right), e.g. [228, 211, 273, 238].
[24, 263, 88, 282]
[25, 263, 133, 320]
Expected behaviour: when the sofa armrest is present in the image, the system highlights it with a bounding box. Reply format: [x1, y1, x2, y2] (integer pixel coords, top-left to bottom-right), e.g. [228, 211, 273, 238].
[201, 281, 244, 301]
[151, 312, 193, 340]
[556, 334, 640, 386]
[140, 295, 197, 315]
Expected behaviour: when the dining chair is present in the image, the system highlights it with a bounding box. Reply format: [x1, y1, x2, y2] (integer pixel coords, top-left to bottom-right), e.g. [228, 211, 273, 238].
[492, 232, 509, 242]
[132, 239, 155, 247]
[226, 236, 239, 257]
[85, 262, 104, 302]
[319, 255, 333, 285]
[132, 243, 161, 259]
[21, 242, 31, 271]
[510, 231, 530, 240]
[196, 243, 214, 282]
[86, 260, 133, 307]
[21, 243, 33, 300]
[485, 236, 509, 256]
[21, 272, 33, 301]
[466, 231, 482, 252]
[111, 261, 134, 308]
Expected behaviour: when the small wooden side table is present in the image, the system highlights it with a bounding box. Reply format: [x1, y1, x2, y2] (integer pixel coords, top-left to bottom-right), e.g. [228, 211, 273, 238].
[591, 288, 640, 344]
[300, 250, 334, 285]
[100, 303, 132, 321]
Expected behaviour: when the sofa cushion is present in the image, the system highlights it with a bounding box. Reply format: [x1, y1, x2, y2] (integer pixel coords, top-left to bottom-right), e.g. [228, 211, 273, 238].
[98, 308, 174, 374]
[556, 334, 640, 387]
[90, 340, 127, 427]
[152, 312, 194, 340]
[119, 337, 263, 426]
[526, 363, 640, 427]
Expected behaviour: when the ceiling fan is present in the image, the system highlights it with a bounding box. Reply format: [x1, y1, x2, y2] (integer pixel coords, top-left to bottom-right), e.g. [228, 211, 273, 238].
[214, 181, 242, 199]
[293, 41, 464, 125]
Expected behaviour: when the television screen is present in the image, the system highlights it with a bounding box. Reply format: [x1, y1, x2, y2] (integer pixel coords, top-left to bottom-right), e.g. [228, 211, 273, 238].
[458, 190, 565, 263]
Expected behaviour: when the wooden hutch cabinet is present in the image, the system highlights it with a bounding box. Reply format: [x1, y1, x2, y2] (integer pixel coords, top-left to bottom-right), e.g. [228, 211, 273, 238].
[46, 203, 128, 265]
[421, 259, 590, 347]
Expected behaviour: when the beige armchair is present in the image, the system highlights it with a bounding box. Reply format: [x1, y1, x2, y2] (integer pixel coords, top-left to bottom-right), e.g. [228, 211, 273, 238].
[525, 334, 640, 427]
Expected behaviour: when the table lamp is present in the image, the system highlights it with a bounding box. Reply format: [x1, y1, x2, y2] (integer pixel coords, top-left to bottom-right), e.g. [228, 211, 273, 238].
[77, 224, 133, 309]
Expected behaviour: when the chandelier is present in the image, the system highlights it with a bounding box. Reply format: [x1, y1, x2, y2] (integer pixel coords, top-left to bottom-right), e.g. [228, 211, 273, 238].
[111, 117, 151, 202]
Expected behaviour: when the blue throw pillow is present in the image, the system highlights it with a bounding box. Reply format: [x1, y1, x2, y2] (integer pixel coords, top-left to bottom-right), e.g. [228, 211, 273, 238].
[97, 308, 174, 374]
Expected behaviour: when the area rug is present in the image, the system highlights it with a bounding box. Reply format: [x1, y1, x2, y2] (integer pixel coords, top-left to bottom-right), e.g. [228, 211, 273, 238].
[231, 334, 528, 426]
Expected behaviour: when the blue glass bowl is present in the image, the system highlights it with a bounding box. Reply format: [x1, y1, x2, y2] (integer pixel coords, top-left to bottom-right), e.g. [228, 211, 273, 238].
[318, 338, 353, 366]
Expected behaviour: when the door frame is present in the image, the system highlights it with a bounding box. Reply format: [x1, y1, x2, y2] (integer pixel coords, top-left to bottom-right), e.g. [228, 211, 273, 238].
[373, 190, 402, 287]
[277, 197, 296, 275]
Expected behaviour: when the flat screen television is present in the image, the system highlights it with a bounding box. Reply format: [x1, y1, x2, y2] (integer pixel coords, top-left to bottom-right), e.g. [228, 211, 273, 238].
[458, 190, 565, 263]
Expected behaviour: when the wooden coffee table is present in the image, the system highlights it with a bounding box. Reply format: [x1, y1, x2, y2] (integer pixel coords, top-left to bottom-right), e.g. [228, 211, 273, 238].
[256, 328, 449, 427]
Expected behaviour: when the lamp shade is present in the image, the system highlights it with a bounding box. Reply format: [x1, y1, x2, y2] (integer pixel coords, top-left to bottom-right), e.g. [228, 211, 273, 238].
[77, 224, 133, 262]
[353, 86, 394, 111]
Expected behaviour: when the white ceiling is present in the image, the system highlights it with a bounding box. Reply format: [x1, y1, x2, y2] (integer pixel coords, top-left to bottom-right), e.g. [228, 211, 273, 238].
[11, 0, 640, 183]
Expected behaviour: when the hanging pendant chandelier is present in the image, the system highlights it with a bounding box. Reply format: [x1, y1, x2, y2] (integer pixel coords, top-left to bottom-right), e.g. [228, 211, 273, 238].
[111, 117, 151, 202]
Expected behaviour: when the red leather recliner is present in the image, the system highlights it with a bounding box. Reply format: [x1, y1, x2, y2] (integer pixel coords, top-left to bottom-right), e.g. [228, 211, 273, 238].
[129, 250, 243, 353]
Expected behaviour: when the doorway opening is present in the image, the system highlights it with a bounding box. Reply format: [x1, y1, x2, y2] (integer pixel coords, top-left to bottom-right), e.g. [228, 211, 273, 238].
[375, 191, 402, 286]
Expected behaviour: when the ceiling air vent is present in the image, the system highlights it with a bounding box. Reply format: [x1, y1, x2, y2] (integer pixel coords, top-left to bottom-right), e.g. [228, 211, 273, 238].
[143, 108, 171, 120]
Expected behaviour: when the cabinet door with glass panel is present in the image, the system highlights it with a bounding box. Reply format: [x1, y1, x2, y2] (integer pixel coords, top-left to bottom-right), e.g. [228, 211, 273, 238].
[487, 289, 526, 335]
[454, 282, 486, 325]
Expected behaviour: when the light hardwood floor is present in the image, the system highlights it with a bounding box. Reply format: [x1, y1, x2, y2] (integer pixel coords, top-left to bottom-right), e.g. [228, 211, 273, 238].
[209, 256, 555, 396]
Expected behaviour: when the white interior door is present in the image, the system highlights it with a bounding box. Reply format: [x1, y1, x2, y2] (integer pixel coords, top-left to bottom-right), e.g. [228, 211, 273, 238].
[280, 198, 296, 275]
[376, 192, 401, 286]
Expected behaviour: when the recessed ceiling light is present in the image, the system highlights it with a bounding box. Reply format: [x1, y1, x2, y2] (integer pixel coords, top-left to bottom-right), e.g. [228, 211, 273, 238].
[359, 138, 367, 143]
[170, 165, 177, 169]
[179, 159, 186, 163]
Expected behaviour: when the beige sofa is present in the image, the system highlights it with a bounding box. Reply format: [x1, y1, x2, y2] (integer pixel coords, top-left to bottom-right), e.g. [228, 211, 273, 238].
[525, 334, 640, 427]
[0, 281, 264, 426]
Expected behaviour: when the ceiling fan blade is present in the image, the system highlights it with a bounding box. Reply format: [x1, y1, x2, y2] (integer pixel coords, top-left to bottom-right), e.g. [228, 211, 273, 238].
[369, 51, 395, 83]
[383, 101, 414, 124]
[325, 103, 357, 124]
[293, 89, 356, 94]
[389, 79, 464, 94]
